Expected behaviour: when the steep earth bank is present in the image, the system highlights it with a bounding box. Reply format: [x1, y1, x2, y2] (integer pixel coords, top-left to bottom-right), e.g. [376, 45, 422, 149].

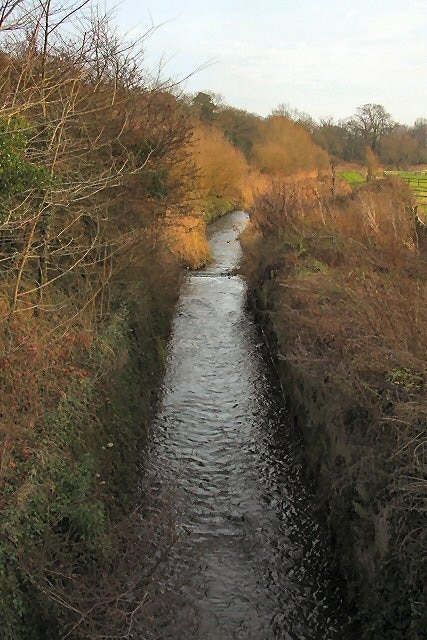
[241, 178, 426, 640]
[0, 266, 182, 639]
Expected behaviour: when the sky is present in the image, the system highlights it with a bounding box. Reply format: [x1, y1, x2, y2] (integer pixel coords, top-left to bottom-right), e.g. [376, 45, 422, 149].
[104, 0, 427, 124]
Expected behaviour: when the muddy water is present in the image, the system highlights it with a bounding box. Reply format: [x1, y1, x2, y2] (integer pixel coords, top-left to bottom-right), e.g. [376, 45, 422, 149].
[143, 211, 351, 639]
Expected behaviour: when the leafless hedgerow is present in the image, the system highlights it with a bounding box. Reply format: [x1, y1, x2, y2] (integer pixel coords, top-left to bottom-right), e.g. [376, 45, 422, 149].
[0, 0, 193, 425]
[0, 0, 192, 317]
[0, 2, 196, 637]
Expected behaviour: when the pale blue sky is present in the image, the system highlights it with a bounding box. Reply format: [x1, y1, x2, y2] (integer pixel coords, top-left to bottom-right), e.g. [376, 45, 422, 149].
[105, 0, 427, 124]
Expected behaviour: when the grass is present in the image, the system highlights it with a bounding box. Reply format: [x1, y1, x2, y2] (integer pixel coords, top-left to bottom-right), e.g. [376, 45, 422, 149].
[338, 169, 366, 189]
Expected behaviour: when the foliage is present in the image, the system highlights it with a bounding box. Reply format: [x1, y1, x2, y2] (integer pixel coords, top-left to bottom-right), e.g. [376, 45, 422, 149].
[163, 213, 211, 268]
[214, 105, 261, 159]
[386, 367, 423, 391]
[0, 117, 51, 219]
[313, 118, 347, 159]
[0, 292, 179, 638]
[188, 124, 250, 212]
[252, 115, 329, 176]
[365, 146, 382, 179]
[0, 1, 189, 637]
[311, 107, 427, 167]
[380, 127, 420, 168]
[190, 91, 222, 123]
[345, 103, 394, 152]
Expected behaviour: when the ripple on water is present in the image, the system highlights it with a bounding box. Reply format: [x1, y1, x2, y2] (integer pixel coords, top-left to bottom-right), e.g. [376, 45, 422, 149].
[141, 211, 352, 639]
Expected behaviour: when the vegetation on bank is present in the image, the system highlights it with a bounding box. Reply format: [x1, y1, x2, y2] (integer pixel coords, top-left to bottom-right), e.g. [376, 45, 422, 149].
[339, 167, 427, 224]
[1, 280, 181, 638]
[385, 171, 427, 217]
[0, 1, 190, 636]
[242, 177, 426, 639]
[1, 1, 426, 637]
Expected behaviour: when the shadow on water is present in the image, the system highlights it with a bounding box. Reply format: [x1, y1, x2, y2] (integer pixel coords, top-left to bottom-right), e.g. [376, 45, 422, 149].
[140, 211, 354, 639]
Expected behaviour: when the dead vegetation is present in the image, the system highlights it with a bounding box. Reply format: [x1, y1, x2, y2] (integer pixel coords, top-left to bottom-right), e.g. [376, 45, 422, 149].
[242, 175, 426, 638]
[0, 1, 197, 637]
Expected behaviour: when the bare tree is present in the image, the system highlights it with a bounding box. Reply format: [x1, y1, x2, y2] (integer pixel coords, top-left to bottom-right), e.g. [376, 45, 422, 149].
[0, 8, 193, 636]
[346, 103, 395, 152]
[0, 0, 191, 319]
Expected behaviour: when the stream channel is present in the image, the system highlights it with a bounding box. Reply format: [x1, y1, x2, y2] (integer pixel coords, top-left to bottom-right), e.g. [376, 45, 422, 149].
[141, 211, 352, 639]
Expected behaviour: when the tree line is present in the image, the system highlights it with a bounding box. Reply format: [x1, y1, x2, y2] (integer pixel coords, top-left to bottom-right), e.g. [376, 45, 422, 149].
[189, 91, 427, 169]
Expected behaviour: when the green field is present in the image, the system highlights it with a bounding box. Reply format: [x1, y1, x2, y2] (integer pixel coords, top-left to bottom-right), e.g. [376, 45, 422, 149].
[338, 169, 366, 188]
[384, 170, 427, 212]
[339, 169, 427, 215]
[384, 170, 427, 180]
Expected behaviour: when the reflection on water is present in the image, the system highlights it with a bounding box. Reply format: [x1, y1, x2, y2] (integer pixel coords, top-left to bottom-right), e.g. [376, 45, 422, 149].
[142, 211, 351, 639]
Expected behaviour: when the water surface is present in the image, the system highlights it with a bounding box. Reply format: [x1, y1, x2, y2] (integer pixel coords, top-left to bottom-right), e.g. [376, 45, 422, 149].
[142, 211, 350, 639]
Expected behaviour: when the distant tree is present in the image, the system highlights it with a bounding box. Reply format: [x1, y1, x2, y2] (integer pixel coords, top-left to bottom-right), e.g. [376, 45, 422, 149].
[410, 118, 427, 163]
[191, 91, 222, 124]
[313, 118, 347, 159]
[252, 115, 328, 176]
[346, 103, 394, 152]
[215, 106, 261, 159]
[271, 103, 315, 132]
[379, 126, 420, 168]
[412, 118, 427, 141]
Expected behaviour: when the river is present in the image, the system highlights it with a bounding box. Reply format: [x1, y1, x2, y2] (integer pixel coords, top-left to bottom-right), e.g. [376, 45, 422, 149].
[141, 211, 352, 639]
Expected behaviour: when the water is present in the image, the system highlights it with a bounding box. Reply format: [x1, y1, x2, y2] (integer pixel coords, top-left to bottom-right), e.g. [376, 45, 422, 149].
[141, 211, 351, 639]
